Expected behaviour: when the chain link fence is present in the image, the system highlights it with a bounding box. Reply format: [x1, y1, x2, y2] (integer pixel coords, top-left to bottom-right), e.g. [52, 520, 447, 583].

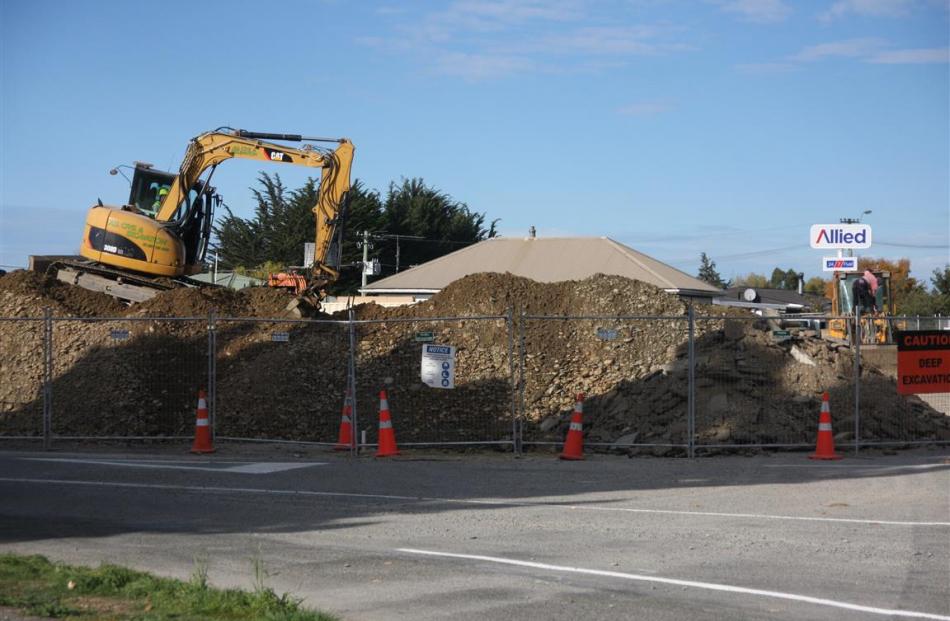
[1, 309, 947, 455]
[214, 317, 350, 446]
[0, 317, 46, 439]
[49, 317, 207, 440]
[519, 315, 691, 455]
[354, 315, 514, 447]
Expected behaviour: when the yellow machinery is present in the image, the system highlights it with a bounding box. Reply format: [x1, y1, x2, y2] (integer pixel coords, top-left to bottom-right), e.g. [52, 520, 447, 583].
[827, 270, 894, 344]
[52, 129, 353, 303]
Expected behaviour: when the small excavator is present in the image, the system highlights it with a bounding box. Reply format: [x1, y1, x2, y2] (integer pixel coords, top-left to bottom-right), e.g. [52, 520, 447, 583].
[44, 129, 354, 311]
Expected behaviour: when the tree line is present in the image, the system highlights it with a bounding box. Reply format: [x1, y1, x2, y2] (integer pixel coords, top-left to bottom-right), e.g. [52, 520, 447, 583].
[697, 253, 950, 315]
[212, 174, 497, 294]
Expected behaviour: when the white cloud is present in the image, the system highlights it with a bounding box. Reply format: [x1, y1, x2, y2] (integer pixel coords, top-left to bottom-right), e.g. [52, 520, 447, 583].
[869, 47, 950, 63]
[785, 39, 949, 65]
[433, 52, 536, 79]
[617, 100, 674, 116]
[361, 2, 696, 80]
[790, 37, 887, 61]
[735, 61, 799, 73]
[718, 0, 792, 23]
[819, 0, 914, 22]
[533, 26, 689, 56]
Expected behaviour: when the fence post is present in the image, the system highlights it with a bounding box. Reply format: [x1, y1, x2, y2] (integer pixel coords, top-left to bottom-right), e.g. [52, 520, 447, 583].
[853, 306, 863, 455]
[348, 308, 359, 455]
[206, 310, 216, 442]
[687, 305, 696, 459]
[518, 309, 527, 456]
[43, 307, 52, 450]
[505, 308, 519, 455]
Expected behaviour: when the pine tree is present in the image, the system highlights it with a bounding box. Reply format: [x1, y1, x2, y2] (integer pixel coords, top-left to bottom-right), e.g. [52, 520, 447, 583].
[697, 253, 728, 289]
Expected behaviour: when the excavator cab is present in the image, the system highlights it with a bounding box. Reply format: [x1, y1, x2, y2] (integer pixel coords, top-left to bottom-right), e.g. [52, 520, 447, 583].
[126, 164, 218, 267]
[827, 270, 894, 344]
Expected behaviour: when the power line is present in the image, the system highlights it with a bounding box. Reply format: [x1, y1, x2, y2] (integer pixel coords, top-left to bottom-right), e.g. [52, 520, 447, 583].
[875, 241, 949, 249]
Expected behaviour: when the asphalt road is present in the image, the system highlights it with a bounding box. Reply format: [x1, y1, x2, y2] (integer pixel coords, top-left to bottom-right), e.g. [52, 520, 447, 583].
[1, 446, 948, 620]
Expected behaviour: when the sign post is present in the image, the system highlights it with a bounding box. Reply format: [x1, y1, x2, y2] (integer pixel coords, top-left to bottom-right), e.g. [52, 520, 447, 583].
[896, 331, 950, 395]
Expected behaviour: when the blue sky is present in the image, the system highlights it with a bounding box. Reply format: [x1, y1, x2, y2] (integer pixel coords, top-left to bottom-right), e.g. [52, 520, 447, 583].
[1, 0, 948, 284]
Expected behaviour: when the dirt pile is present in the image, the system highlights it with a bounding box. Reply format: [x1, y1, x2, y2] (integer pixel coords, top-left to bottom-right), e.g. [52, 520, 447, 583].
[0, 270, 945, 449]
[0, 271, 126, 317]
[0, 270, 300, 319]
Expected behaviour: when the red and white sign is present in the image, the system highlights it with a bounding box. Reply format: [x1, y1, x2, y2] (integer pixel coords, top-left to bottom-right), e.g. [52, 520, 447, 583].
[896, 331, 950, 395]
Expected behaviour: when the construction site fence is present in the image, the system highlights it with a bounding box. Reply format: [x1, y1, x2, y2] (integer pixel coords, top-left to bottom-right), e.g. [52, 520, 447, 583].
[0, 310, 947, 455]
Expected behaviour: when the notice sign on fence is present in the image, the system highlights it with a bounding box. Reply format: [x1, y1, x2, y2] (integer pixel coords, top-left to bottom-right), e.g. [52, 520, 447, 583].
[421, 344, 455, 389]
[896, 330, 950, 395]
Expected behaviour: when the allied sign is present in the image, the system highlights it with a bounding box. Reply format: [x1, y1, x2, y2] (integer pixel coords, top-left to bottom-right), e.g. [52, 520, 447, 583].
[421, 344, 456, 389]
[896, 330, 950, 395]
[271, 332, 290, 342]
[415, 331, 435, 343]
[810, 224, 872, 249]
[822, 256, 859, 272]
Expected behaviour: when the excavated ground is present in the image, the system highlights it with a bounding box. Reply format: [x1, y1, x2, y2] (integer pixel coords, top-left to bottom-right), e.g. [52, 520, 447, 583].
[0, 270, 946, 450]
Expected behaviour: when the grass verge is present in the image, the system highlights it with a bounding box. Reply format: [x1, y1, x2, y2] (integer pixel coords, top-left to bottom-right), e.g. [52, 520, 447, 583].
[0, 553, 337, 620]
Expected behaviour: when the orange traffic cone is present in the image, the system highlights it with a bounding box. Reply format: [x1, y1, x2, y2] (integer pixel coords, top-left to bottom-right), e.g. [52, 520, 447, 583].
[334, 387, 355, 451]
[560, 393, 585, 461]
[191, 389, 214, 454]
[809, 392, 842, 460]
[376, 389, 400, 457]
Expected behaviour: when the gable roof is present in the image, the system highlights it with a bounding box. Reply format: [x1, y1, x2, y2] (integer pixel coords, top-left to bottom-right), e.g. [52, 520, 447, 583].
[361, 237, 721, 295]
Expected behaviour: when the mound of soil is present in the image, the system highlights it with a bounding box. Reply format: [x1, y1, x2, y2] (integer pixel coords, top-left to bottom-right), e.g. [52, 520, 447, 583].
[0, 269, 945, 449]
[0, 271, 125, 317]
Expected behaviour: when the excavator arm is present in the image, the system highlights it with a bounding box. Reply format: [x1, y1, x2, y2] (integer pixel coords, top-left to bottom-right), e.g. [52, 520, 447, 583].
[155, 129, 354, 282]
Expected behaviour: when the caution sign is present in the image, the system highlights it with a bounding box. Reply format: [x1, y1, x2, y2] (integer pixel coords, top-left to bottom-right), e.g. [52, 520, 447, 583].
[896, 330, 950, 395]
[421, 344, 455, 389]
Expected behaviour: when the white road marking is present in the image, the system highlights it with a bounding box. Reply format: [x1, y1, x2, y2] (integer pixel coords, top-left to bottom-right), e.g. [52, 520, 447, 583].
[20, 458, 323, 474]
[0, 477, 947, 528]
[765, 463, 950, 472]
[398, 548, 950, 620]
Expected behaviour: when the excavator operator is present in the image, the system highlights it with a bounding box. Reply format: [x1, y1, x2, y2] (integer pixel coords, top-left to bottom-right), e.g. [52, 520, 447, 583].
[852, 269, 878, 314]
[149, 184, 170, 217]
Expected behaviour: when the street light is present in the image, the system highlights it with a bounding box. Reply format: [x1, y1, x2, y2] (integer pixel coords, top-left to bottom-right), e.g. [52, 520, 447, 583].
[840, 210, 872, 224]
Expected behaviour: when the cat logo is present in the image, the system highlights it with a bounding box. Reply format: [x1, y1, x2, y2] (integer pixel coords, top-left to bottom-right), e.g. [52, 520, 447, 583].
[268, 150, 284, 161]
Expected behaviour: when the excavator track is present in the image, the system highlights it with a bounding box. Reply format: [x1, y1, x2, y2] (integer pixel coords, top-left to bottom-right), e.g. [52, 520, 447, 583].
[47, 260, 210, 304]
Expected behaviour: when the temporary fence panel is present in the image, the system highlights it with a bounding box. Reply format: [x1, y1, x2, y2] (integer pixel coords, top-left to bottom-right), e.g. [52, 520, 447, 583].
[0, 318, 46, 439]
[213, 318, 350, 445]
[691, 315, 848, 450]
[354, 316, 514, 447]
[854, 317, 950, 446]
[520, 316, 691, 455]
[50, 317, 207, 439]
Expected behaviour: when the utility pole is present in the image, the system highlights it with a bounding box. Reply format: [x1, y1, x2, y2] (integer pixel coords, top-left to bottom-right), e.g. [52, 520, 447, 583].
[360, 230, 371, 289]
[839, 210, 872, 258]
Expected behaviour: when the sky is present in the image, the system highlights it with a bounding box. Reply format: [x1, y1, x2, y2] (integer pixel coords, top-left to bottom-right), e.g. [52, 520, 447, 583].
[1, 0, 948, 285]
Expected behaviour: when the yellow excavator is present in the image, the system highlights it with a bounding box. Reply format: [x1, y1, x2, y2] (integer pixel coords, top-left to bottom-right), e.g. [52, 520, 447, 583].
[47, 128, 354, 307]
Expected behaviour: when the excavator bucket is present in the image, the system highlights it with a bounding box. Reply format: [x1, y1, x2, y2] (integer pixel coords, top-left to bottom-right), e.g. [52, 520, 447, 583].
[285, 292, 322, 318]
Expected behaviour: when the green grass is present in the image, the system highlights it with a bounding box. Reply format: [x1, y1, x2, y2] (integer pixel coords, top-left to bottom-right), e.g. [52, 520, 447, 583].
[0, 553, 337, 620]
